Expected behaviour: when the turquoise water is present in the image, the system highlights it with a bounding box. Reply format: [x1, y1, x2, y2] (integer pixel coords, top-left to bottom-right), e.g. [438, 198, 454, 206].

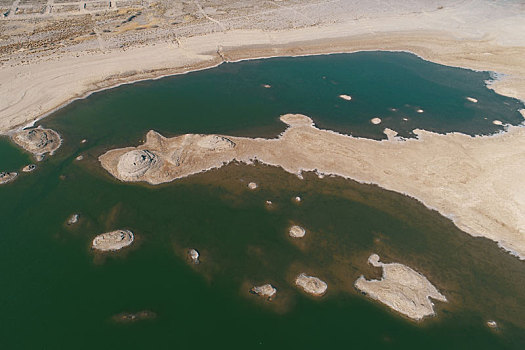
[0, 52, 524, 349]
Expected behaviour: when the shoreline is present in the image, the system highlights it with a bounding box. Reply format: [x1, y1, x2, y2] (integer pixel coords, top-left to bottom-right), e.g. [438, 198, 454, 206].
[99, 114, 525, 260]
[2, 26, 525, 134]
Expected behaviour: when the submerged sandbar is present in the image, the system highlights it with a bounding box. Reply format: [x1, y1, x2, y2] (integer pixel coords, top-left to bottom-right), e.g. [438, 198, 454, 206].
[99, 113, 525, 259]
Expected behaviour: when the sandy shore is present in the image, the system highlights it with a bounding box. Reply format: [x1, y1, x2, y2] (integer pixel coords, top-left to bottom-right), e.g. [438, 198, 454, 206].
[1, 1, 525, 133]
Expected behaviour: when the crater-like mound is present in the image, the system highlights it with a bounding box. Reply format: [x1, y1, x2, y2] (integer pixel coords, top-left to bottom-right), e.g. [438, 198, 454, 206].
[92, 229, 134, 252]
[117, 150, 158, 180]
[12, 128, 61, 158]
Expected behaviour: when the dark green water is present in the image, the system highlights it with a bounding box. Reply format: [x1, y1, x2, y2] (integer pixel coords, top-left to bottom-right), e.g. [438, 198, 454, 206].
[1, 52, 524, 349]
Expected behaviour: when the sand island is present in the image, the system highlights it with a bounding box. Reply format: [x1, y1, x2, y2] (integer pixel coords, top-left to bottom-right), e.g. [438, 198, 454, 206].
[355, 254, 447, 320]
[99, 113, 525, 260]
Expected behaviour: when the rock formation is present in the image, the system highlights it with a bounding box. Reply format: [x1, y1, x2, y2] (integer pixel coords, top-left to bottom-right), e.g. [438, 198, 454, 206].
[295, 273, 327, 296]
[92, 229, 134, 251]
[250, 284, 277, 299]
[0, 171, 17, 184]
[67, 214, 79, 225]
[188, 248, 200, 264]
[22, 164, 36, 172]
[12, 127, 61, 159]
[117, 149, 160, 181]
[289, 225, 306, 238]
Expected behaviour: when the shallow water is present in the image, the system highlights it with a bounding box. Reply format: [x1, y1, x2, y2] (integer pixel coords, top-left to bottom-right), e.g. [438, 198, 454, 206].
[0, 52, 524, 349]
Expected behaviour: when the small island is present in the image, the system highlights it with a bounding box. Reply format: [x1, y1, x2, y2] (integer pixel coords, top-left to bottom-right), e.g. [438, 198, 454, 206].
[295, 273, 328, 296]
[354, 254, 447, 321]
[12, 127, 61, 160]
[92, 230, 134, 252]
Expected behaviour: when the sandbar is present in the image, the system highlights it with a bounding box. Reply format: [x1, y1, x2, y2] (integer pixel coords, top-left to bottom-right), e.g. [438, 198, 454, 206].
[354, 254, 447, 320]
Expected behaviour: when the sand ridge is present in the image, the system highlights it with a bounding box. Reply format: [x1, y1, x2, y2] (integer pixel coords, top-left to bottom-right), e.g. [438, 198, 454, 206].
[99, 114, 525, 260]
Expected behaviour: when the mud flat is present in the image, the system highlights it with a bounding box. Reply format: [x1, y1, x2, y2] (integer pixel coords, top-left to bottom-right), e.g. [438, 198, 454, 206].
[11, 128, 61, 160]
[355, 254, 447, 320]
[99, 113, 525, 259]
[0, 172, 18, 184]
[92, 230, 134, 252]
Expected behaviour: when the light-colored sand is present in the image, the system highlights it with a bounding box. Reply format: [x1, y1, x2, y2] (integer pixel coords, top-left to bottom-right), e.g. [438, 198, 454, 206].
[11, 127, 61, 159]
[92, 229, 134, 252]
[492, 120, 503, 126]
[251, 284, 277, 299]
[355, 254, 447, 321]
[371, 117, 382, 125]
[99, 113, 525, 259]
[0, 171, 17, 184]
[289, 225, 306, 238]
[339, 94, 352, 101]
[295, 273, 328, 296]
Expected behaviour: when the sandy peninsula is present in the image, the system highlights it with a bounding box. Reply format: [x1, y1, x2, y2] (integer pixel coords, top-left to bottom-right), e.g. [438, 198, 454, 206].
[99, 113, 525, 259]
[355, 254, 447, 320]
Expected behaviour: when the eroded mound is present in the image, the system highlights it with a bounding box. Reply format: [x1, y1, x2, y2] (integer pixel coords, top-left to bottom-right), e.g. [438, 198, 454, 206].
[12, 128, 61, 158]
[92, 229, 134, 251]
[117, 150, 158, 180]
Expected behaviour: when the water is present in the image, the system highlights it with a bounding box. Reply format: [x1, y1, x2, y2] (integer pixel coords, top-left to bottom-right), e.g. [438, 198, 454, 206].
[0, 52, 524, 349]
